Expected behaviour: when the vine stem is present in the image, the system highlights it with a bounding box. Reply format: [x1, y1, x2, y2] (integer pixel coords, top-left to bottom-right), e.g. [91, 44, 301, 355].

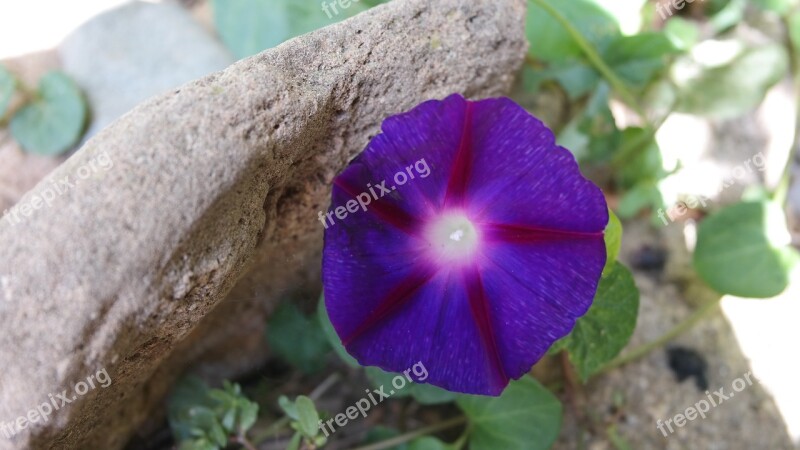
[348, 416, 468, 450]
[250, 416, 290, 445]
[527, 0, 647, 121]
[310, 372, 341, 399]
[599, 295, 723, 374]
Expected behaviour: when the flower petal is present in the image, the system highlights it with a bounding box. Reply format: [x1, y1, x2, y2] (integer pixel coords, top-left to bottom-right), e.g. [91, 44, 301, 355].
[322, 94, 609, 396]
[477, 237, 606, 378]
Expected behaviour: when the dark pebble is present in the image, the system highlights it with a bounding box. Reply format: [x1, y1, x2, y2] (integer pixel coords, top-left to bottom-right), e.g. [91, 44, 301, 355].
[667, 346, 709, 391]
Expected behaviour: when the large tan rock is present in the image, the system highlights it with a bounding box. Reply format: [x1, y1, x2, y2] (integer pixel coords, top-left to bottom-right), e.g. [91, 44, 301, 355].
[0, 0, 527, 448]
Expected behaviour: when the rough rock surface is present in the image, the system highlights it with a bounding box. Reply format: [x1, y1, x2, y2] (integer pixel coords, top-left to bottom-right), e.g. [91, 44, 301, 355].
[59, 0, 234, 141]
[0, 0, 527, 448]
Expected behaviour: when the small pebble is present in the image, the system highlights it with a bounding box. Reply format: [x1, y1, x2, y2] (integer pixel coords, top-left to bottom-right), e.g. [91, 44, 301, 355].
[631, 245, 667, 272]
[667, 346, 709, 391]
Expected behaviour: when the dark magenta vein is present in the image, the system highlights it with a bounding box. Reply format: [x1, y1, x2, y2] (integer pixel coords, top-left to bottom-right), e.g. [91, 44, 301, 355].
[333, 178, 420, 236]
[342, 265, 439, 346]
[443, 102, 474, 208]
[481, 222, 603, 244]
[464, 267, 508, 388]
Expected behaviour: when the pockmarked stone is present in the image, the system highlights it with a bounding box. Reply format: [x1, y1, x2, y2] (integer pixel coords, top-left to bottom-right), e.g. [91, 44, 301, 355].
[0, 0, 527, 448]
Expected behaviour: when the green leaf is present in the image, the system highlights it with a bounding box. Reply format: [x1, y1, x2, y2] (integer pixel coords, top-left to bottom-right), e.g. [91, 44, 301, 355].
[295, 396, 320, 438]
[365, 367, 455, 404]
[617, 183, 664, 221]
[557, 118, 590, 161]
[708, 0, 747, 31]
[616, 127, 665, 190]
[751, 0, 798, 14]
[168, 376, 258, 447]
[408, 436, 448, 450]
[9, 71, 86, 156]
[528, 30, 678, 98]
[278, 395, 299, 420]
[603, 209, 622, 275]
[560, 263, 640, 381]
[318, 294, 360, 367]
[457, 377, 561, 450]
[409, 382, 457, 405]
[267, 301, 330, 373]
[675, 44, 789, 119]
[602, 32, 681, 88]
[239, 401, 258, 432]
[168, 377, 218, 442]
[557, 82, 621, 163]
[578, 82, 621, 163]
[365, 367, 412, 398]
[0, 65, 16, 118]
[530, 60, 601, 99]
[221, 408, 236, 431]
[286, 432, 302, 450]
[526, 0, 620, 64]
[606, 425, 633, 450]
[693, 201, 799, 298]
[208, 420, 227, 447]
[178, 438, 219, 450]
[663, 17, 699, 51]
[211, 0, 374, 59]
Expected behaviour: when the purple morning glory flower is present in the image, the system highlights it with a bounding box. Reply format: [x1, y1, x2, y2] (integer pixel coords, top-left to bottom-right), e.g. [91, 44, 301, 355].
[322, 94, 608, 396]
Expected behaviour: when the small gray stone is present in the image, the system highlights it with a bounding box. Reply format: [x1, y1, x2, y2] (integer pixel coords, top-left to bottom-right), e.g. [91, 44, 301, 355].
[58, 0, 234, 140]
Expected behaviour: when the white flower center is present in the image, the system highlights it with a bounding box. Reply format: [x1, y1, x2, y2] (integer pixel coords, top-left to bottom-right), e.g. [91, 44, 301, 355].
[427, 213, 479, 262]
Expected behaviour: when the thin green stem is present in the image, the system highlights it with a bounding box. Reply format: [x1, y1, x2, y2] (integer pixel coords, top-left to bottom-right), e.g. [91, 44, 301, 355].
[310, 372, 341, 399]
[450, 424, 472, 450]
[599, 295, 723, 373]
[349, 416, 468, 450]
[251, 416, 290, 444]
[528, 0, 647, 120]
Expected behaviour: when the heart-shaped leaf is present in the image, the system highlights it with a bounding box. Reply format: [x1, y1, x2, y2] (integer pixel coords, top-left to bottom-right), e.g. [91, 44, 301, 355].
[10, 71, 87, 156]
[557, 262, 640, 381]
[457, 377, 561, 450]
[694, 200, 799, 298]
